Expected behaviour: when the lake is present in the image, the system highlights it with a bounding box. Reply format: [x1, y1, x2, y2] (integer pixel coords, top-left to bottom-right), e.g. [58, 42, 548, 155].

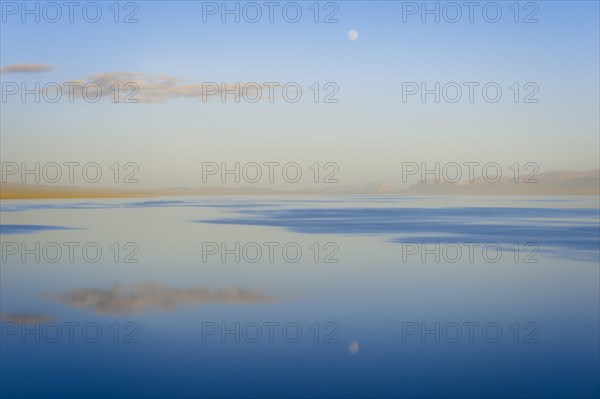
[1, 195, 599, 398]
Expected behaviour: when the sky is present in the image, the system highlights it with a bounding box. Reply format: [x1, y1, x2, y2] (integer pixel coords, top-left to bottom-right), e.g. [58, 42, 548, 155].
[1, 0, 599, 188]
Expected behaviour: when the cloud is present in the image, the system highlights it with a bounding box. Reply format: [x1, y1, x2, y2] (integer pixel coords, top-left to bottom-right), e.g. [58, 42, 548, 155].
[2, 68, 278, 103]
[1, 313, 53, 324]
[57, 72, 275, 103]
[50, 283, 277, 314]
[0, 63, 55, 74]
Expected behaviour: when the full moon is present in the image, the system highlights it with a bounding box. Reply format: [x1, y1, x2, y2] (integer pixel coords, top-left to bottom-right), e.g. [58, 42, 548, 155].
[348, 29, 359, 41]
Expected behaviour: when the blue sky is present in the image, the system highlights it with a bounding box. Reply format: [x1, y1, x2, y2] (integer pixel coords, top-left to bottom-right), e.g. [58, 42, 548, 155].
[1, 1, 599, 187]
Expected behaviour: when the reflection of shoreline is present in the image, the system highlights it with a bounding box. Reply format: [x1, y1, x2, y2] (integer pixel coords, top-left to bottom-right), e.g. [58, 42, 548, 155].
[1, 313, 53, 324]
[2, 168, 600, 199]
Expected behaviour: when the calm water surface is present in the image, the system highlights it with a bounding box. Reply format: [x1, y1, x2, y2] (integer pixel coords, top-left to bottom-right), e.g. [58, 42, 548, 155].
[1, 196, 599, 398]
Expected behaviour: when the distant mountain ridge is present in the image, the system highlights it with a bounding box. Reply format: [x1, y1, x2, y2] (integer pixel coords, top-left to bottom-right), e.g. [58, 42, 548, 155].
[1, 169, 598, 199]
[404, 169, 599, 195]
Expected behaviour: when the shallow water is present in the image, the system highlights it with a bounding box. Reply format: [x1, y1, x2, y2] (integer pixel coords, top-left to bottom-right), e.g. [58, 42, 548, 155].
[1, 195, 599, 398]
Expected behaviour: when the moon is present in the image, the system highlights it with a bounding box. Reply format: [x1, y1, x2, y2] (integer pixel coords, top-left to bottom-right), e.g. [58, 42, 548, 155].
[348, 29, 359, 41]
